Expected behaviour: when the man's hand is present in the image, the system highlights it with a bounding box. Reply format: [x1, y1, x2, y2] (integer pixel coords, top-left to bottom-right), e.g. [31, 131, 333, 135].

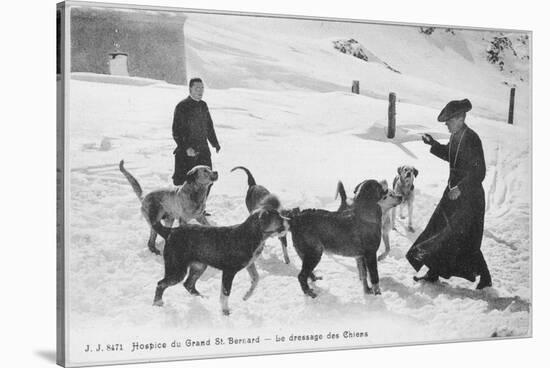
[421, 133, 435, 146]
[448, 186, 461, 200]
[215, 146, 221, 154]
[186, 147, 198, 157]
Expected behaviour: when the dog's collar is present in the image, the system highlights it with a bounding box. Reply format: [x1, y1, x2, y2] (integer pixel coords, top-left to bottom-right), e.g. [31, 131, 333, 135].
[262, 227, 286, 238]
[262, 229, 281, 237]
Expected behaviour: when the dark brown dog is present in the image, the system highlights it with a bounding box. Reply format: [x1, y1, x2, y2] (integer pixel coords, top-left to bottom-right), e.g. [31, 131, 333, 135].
[231, 166, 290, 264]
[336, 180, 402, 261]
[288, 180, 387, 297]
[152, 206, 289, 315]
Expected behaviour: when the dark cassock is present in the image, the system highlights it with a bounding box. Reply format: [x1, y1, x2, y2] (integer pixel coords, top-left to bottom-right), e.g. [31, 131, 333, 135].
[406, 99, 492, 288]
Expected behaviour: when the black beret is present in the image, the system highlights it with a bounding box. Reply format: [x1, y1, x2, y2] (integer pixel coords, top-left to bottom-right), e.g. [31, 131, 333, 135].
[437, 99, 472, 122]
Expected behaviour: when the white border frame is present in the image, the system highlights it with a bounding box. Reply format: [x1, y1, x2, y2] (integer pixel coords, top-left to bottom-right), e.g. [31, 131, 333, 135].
[3, 0, 547, 368]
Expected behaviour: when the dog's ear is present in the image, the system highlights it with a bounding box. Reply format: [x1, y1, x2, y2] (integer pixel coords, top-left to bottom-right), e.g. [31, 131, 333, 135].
[260, 194, 281, 210]
[258, 209, 266, 223]
[258, 209, 275, 228]
[355, 180, 383, 201]
[186, 166, 200, 182]
[397, 166, 404, 176]
[413, 167, 419, 177]
[372, 181, 385, 200]
[353, 180, 367, 195]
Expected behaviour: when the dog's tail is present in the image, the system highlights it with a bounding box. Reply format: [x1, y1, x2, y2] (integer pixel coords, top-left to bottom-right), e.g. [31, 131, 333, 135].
[152, 221, 171, 241]
[119, 160, 144, 201]
[335, 180, 349, 211]
[231, 166, 257, 187]
[335, 181, 347, 202]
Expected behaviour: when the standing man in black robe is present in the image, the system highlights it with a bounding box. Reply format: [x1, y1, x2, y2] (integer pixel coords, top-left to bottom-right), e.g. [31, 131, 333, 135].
[406, 99, 492, 290]
[172, 77, 221, 186]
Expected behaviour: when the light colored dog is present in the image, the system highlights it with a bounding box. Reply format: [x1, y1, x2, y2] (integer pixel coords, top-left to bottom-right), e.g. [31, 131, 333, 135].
[119, 160, 218, 255]
[377, 181, 403, 261]
[392, 165, 418, 232]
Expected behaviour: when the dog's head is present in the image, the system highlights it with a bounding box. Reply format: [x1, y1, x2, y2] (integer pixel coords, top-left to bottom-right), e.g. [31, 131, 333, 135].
[377, 180, 402, 211]
[354, 179, 385, 204]
[257, 208, 290, 238]
[258, 194, 282, 211]
[186, 165, 219, 185]
[396, 165, 418, 187]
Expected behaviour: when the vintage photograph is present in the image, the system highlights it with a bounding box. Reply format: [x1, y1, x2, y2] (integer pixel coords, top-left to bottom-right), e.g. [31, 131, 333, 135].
[57, 1, 532, 366]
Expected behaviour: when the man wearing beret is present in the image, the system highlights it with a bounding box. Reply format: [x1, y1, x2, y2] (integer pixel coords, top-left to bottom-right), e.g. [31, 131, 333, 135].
[172, 77, 221, 186]
[406, 99, 492, 289]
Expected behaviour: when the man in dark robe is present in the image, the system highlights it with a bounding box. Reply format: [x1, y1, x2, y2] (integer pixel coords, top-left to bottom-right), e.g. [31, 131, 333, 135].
[172, 78, 221, 186]
[406, 99, 492, 289]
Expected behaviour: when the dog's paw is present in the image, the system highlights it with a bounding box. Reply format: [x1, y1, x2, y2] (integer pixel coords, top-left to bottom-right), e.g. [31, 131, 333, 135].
[372, 284, 381, 295]
[476, 280, 493, 290]
[407, 225, 415, 232]
[190, 292, 208, 299]
[149, 247, 161, 256]
[242, 290, 254, 301]
[412, 275, 423, 282]
[413, 274, 439, 283]
[184, 285, 203, 297]
[222, 309, 231, 316]
[377, 253, 388, 262]
[305, 289, 318, 298]
[152, 299, 164, 307]
[309, 274, 323, 282]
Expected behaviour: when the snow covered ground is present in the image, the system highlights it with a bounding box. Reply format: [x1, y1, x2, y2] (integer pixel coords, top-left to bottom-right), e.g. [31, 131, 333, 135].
[64, 13, 531, 365]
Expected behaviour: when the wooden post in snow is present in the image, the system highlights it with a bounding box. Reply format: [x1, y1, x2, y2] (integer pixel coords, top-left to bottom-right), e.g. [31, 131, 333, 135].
[352, 80, 360, 94]
[387, 92, 396, 138]
[508, 87, 516, 125]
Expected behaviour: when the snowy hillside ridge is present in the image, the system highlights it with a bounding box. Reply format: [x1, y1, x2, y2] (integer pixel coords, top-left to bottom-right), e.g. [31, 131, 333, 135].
[419, 27, 456, 35]
[183, 14, 530, 123]
[485, 34, 530, 82]
[332, 38, 401, 73]
[418, 27, 529, 85]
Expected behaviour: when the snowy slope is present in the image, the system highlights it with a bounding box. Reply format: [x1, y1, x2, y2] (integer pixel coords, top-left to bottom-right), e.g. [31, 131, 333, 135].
[184, 14, 530, 124]
[66, 82, 530, 364]
[64, 15, 531, 366]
